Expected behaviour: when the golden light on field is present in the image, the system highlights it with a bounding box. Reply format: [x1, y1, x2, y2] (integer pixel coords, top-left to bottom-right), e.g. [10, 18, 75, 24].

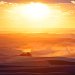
[22, 49, 32, 53]
[18, 48, 32, 53]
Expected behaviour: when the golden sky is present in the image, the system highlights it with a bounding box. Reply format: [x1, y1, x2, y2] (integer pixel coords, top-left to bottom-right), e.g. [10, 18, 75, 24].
[0, 1, 75, 33]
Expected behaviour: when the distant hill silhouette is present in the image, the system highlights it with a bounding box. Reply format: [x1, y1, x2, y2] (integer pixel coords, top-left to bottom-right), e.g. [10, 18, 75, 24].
[19, 52, 32, 56]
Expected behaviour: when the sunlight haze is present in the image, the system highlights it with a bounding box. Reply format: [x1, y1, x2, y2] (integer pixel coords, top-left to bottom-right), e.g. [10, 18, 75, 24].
[0, 1, 75, 33]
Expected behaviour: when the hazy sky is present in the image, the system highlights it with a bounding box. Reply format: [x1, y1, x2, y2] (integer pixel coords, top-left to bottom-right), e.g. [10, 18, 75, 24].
[0, 0, 72, 3]
[0, 0, 75, 33]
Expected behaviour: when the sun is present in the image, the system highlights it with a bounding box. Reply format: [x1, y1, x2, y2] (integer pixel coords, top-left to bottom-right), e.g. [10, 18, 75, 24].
[7, 2, 51, 32]
[11, 2, 50, 20]
[7, 2, 64, 33]
[24, 2, 50, 20]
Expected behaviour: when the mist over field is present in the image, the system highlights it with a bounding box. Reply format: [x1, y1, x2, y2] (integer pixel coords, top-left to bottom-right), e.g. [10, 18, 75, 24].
[0, 33, 75, 61]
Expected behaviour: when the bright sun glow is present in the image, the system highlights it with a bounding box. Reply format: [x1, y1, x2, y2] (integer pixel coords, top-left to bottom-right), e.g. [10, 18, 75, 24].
[7, 2, 65, 33]
[11, 2, 50, 20]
